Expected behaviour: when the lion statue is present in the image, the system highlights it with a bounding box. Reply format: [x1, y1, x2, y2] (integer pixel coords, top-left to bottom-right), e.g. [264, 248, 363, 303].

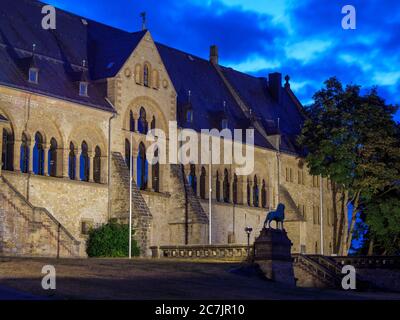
[264, 203, 285, 230]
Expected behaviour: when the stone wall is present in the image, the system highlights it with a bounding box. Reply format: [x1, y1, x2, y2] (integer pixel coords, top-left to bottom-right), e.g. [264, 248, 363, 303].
[2, 171, 108, 250]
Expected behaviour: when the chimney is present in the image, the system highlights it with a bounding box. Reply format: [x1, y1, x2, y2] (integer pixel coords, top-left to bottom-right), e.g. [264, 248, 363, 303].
[268, 72, 282, 104]
[210, 45, 218, 65]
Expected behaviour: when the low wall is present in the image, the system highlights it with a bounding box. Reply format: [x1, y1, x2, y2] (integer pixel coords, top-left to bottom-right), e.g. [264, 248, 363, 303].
[151, 244, 253, 261]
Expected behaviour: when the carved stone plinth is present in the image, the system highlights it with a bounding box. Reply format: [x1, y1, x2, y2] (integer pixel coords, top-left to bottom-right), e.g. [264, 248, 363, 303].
[254, 227, 295, 287]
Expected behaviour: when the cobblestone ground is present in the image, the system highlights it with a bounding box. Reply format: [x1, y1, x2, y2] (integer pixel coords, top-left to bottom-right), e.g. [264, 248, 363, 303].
[0, 257, 400, 300]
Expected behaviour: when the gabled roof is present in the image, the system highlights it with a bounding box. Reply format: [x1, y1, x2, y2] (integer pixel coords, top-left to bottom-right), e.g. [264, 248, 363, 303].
[0, 0, 146, 112]
[156, 43, 305, 153]
[2, 0, 305, 154]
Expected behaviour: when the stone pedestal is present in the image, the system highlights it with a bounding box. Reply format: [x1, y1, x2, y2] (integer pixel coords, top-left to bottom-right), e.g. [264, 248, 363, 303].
[254, 227, 295, 287]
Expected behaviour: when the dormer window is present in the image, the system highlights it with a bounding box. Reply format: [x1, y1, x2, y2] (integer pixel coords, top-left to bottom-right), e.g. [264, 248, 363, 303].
[79, 82, 88, 96]
[186, 109, 193, 123]
[29, 68, 38, 83]
[221, 118, 228, 129]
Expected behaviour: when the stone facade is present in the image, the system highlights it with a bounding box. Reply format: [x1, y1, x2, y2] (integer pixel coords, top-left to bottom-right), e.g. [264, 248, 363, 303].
[0, 28, 339, 258]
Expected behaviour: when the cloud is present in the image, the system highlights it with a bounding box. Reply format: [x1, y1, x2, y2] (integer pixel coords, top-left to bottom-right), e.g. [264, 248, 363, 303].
[46, 0, 400, 121]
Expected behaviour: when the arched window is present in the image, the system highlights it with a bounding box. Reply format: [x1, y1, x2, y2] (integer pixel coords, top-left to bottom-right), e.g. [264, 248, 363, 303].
[130, 111, 135, 132]
[223, 169, 230, 203]
[216, 171, 221, 202]
[125, 139, 131, 169]
[48, 138, 58, 177]
[253, 175, 259, 207]
[137, 142, 148, 190]
[247, 178, 251, 206]
[138, 107, 147, 134]
[261, 179, 267, 208]
[188, 164, 197, 194]
[200, 167, 206, 199]
[143, 64, 150, 87]
[33, 132, 44, 175]
[80, 141, 89, 182]
[233, 174, 238, 204]
[2, 129, 14, 171]
[186, 109, 193, 123]
[20, 133, 29, 173]
[68, 142, 76, 180]
[151, 116, 156, 130]
[152, 148, 160, 192]
[94, 146, 101, 183]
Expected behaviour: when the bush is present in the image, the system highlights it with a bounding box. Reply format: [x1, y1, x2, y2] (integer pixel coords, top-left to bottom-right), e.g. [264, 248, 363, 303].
[86, 221, 140, 257]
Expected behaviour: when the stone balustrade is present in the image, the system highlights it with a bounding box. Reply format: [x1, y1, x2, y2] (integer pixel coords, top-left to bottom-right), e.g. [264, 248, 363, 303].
[150, 244, 253, 261]
[331, 256, 400, 269]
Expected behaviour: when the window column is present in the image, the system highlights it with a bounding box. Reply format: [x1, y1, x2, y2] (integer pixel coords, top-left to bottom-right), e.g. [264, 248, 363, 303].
[88, 152, 94, 182]
[13, 138, 21, 172]
[76, 146, 81, 180]
[43, 143, 49, 176]
[63, 147, 70, 178]
[29, 138, 35, 174]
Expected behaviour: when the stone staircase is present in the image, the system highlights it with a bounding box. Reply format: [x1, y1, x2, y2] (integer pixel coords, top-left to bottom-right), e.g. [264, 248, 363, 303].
[0, 176, 80, 257]
[170, 164, 209, 225]
[293, 254, 372, 290]
[111, 152, 152, 256]
[166, 164, 208, 244]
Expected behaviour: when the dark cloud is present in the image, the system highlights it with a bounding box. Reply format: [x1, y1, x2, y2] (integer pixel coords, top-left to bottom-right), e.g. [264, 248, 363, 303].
[45, 0, 400, 121]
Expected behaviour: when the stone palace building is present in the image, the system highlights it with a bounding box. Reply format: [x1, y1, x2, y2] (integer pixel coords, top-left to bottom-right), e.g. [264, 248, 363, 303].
[0, 0, 338, 257]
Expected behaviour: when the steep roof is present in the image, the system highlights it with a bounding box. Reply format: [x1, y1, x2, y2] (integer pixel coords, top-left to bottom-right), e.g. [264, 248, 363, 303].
[1, 0, 305, 153]
[0, 0, 146, 112]
[156, 43, 305, 153]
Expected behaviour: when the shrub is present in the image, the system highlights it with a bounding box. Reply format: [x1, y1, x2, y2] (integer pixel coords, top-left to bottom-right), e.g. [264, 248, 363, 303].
[86, 221, 140, 257]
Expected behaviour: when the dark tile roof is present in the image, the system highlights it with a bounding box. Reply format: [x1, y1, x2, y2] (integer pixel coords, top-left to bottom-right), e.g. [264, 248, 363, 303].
[2, 0, 305, 153]
[156, 43, 305, 153]
[0, 0, 146, 112]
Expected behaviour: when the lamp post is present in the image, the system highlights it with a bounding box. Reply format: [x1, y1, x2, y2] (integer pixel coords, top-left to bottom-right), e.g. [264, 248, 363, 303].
[245, 226, 253, 260]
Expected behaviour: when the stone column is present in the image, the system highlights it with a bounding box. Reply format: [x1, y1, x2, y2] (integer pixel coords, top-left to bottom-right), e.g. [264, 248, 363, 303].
[13, 139, 21, 172]
[62, 148, 70, 178]
[88, 153, 94, 182]
[132, 149, 138, 183]
[29, 141, 35, 174]
[134, 119, 139, 132]
[211, 169, 217, 200]
[249, 181, 253, 206]
[43, 143, 49, 176]
[76, 146, 81, 181]
[241, 177, 247, 205]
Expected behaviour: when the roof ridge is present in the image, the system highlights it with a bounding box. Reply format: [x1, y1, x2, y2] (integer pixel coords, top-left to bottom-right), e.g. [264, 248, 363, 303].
[155, 42, 211, 65]
[37, 0, 146, 36]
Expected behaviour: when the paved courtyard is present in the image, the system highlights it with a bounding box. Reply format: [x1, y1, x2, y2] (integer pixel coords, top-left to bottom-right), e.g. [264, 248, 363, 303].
[0, 257, 399, 300]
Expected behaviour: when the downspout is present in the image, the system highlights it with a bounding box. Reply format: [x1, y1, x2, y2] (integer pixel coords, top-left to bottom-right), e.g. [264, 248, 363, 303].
[105, 97, 117, 221]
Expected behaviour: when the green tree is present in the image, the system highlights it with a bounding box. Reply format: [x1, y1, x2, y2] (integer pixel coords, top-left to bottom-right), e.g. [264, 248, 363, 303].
[298, 77, 400, 255]
[86, 221, 140, 257]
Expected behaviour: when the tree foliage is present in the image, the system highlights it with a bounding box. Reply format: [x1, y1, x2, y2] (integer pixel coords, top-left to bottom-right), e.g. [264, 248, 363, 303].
[298, 77, 400, 255]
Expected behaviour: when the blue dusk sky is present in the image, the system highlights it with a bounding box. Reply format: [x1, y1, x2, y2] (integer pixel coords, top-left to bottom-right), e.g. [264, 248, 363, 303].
[45, 0, 400, 121]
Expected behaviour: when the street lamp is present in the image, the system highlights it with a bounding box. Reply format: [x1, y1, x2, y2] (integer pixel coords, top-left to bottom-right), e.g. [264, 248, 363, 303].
[244, 226, 253, 260]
